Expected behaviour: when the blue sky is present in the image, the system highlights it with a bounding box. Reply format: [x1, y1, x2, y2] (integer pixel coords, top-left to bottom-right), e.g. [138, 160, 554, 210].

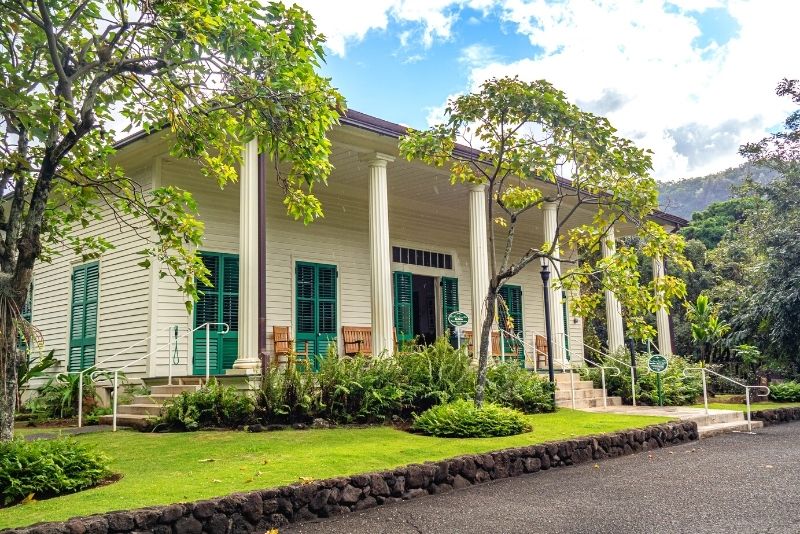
[296, 0, 798, 180]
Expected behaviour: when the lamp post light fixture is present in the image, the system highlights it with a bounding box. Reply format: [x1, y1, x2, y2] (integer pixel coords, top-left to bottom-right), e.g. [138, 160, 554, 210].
[540, 258, 556, 393]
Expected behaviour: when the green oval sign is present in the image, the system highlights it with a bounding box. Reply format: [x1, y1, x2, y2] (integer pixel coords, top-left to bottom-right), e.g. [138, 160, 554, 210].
[448, 311, 469, 327]
[648, 354, 669, 373]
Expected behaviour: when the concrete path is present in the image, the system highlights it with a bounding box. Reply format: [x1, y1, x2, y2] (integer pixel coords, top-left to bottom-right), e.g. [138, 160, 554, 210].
[285, 423, 800, 534]
[22, 424, 121, 441]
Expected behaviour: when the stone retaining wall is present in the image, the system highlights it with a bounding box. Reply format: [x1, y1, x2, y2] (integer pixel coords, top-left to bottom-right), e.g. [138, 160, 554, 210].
[7, 422, 698, 534]
[751, 407, 800, 426]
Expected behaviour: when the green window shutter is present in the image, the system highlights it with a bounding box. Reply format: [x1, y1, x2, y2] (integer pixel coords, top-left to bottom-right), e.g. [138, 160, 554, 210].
[21, 282, 32, 322]
[316, 264, 337, 357]
[498, 284, 525, 365]
[562, 290, 571, 361]
[193, 252, 239, 375]
[393, 271, 413, 343]
[295, 262, 338, 363]
[295, 262, 317, 357]
[69, 263, 99, 372]
[441, 277, 459, 346]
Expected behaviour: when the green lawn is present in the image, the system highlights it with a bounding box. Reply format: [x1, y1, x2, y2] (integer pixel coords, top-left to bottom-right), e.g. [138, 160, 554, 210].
[691, 402, 800, 411]
[3, 410, 670, 529]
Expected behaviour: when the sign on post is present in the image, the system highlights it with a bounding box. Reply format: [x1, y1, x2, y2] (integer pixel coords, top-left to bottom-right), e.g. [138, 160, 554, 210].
[648, 354, 669, 373]
[648, 354, 669, 406]
[448, 311, 469, 350]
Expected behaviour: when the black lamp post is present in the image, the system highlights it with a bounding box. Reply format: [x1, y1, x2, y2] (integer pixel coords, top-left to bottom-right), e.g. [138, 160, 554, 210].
[540, 259, 555, 393]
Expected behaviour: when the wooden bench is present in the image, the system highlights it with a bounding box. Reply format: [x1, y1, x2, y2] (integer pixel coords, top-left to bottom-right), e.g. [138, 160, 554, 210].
[341, 326, 399, 356]
[272, 325, 310, 366]
[342, 326, 373, 356]
[462, 330, 518, 360]
[535, 334, 548, 369]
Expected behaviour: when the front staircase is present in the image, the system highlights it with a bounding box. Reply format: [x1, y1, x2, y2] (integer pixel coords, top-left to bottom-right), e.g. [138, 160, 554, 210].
[554, 372, 623, 409]
[98, 377, 204, 428]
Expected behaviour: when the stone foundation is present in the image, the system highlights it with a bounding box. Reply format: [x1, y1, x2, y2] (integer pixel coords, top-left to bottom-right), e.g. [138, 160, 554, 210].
[6, 422, 698, 534]
[751, 407, 800, 426]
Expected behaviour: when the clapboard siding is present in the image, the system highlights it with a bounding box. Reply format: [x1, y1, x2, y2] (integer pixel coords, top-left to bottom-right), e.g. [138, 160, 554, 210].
[30, 167, 153, 377]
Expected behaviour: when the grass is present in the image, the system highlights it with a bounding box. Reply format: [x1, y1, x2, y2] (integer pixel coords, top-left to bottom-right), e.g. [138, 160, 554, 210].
[2, 409, 670, 529]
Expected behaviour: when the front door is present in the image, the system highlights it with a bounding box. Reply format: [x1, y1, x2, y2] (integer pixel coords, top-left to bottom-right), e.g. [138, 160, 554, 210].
[295, 261, 338, 368]
[193, 252, 239, 375]
[498, 284, 525, 365]
[441, 276, 459, 346]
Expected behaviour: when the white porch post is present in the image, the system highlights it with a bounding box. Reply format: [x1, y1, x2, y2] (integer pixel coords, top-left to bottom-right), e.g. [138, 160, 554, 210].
[652, 255, 673, 356]
[542, 202, 566, 362]
[232, 139, 261, 372]
[469, 184, 490, 357]
[601, 226, 625, 353]
[365, 153, 395, 356]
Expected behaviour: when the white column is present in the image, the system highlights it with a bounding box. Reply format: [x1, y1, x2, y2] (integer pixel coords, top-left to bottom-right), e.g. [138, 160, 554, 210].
[601, 226, 625, 353]
[542, 202, 566, 362]
[469, 184, 490, 357]
[232, 139, 261, 372]
[652, 255, 672, 356]
[365, 152, 395, 356]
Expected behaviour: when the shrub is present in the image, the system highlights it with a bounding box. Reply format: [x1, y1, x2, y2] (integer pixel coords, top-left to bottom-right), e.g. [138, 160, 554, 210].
[0, 438, 111, 506]
[396, 337, 475, 411]
[255, 363, 317, 424]
[316, 354, 406, 423]
[581, 353, 703, 406]
[769, 381, 800, 402]
[33, 370, 114, 419]
[411, 399, 531, 438]
[159, 379, 254, 431]
[485, 363, 555, 413]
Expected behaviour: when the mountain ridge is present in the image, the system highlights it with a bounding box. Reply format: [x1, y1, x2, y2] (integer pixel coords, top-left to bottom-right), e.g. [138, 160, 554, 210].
[657, 164, 779, 220]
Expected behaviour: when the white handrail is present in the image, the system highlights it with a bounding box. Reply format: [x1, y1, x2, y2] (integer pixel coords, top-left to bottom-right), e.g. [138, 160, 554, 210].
[78, 322, 229, 430]
[683, 366, 771, 432]
[583, 355, 621, 409]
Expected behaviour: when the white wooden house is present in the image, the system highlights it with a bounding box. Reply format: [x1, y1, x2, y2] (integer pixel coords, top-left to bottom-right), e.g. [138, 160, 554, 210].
[27, 110, 685, 382]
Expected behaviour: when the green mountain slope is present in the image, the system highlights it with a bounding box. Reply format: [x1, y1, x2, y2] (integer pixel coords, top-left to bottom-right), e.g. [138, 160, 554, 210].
[658, 165, 779, 219]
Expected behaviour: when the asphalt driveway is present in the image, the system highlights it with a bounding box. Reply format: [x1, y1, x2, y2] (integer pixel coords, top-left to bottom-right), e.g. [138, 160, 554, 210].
[285, 423, 800, 534]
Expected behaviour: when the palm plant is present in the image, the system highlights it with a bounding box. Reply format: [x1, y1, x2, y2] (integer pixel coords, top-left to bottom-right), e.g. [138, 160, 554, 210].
[685, 294, 731, 363]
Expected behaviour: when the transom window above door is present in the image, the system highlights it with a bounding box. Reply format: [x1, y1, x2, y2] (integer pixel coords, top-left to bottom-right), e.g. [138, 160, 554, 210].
[392, 246, 452, 270]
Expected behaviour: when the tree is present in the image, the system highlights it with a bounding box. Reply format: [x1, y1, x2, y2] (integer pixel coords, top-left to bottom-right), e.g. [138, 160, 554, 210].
[400, 77, 690, 406]
[0, 0, 343, 440]
[685, 294, 730, 363]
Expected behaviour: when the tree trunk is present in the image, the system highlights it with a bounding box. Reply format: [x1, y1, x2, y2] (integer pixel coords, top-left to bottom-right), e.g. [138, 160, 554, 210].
[474, 287, 498, 408]
[1, 314, 19, 441]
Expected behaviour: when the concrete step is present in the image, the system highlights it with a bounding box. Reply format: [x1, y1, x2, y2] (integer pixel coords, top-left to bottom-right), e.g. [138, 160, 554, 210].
[699, 420, 764, 439]
[555, 388, 610, 401]
[150, 384, 200, 396]
[98, 413, 153, 429]
[684, 410, 745, 427]
[557, 396, 623, 409]
[131, 394, 177, 405]
[117, 403, 163, 416]
[555, 380, 595, 391]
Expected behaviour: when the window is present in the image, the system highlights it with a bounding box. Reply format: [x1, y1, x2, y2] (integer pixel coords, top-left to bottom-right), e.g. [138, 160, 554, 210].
[392, 246, 453, 270]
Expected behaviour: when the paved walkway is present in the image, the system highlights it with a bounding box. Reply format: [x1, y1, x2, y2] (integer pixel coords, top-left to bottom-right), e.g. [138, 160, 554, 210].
[285, 423, 800, 534]
[580, 405, 740, 419]
[22, 424, 120, 441]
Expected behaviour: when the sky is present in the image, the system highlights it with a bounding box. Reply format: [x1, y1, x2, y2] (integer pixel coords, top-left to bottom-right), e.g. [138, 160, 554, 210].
[293, 0, 799, 181]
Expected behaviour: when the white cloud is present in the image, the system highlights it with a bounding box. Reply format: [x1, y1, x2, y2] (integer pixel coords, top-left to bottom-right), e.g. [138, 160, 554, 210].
[453, 0, 800, 180]
[294, 0, 799, 180]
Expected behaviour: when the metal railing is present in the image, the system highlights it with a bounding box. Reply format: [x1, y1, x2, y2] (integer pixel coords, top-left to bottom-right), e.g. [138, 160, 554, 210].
[499, 328, 578, 409]
[582, 355, 621, 409]
[581, 341, 640, 407]
[77, 322, 229, 430]
[683, 366, 770, 432]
